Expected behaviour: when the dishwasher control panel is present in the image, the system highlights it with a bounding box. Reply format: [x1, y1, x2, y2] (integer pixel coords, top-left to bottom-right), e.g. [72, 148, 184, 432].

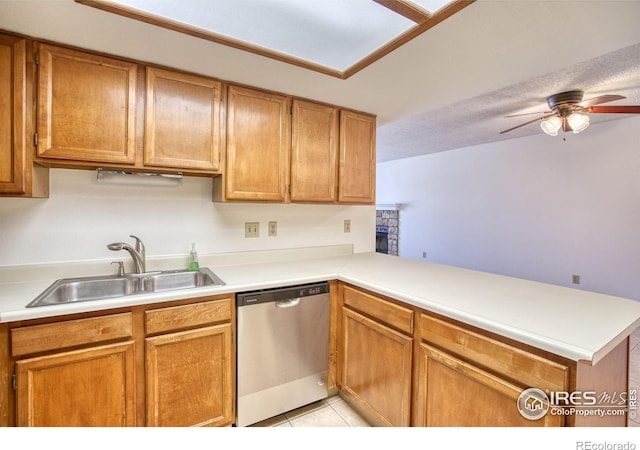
[236, 281, 329, 306]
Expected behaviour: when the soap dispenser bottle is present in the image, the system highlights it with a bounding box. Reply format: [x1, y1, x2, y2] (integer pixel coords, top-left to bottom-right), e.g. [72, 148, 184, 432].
[188, 243, 200, 271]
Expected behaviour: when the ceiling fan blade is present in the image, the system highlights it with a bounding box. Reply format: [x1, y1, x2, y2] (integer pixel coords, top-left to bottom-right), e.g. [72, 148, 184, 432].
[588, 105, 640, 114]
[500, 113, 556, 135]
[504, 110, 551, 118]
[580, 94, 626, 108]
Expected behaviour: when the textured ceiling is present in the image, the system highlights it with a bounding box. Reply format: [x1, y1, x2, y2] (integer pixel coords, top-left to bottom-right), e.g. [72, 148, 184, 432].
[1, 1, 640, 163]
[377, 42, 640, 162]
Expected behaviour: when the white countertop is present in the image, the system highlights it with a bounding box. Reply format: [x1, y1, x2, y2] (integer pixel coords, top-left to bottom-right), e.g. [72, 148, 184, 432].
[2, 249, 639, 365]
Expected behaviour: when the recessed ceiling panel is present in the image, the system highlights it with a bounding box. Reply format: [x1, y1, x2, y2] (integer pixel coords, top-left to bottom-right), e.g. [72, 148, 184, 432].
[112, 0, 413, 71]
[77, 0, 474, 78]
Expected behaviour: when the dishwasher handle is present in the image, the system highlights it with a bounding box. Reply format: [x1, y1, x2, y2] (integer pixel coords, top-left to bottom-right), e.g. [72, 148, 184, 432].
[275, 298, 300, 308]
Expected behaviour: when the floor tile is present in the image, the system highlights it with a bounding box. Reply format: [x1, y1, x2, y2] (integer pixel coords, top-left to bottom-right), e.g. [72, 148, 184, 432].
[330, 399, 371, 427]
[288, 405, 349, 427]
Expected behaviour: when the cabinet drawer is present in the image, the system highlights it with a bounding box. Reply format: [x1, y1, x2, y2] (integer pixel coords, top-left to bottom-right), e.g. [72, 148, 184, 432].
[11, 313, 133, 357]
[343, 285, 413, 335]
[145, 297, 231, 335]
[419, 313, 569, 392]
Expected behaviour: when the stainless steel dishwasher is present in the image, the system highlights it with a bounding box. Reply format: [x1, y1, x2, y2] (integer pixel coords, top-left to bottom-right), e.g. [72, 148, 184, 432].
[236, 282, 330, 427]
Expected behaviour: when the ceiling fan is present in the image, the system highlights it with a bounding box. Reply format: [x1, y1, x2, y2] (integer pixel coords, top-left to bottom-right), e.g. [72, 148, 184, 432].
[500, 90, 640, 136]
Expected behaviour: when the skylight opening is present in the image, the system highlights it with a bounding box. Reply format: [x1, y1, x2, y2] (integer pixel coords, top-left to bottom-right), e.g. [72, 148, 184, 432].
[76, 0, 473, 78]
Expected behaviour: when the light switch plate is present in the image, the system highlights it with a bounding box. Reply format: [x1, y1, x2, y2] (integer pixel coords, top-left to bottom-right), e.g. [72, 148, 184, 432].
[245, 222, 259, 238]
[268, 221, 277, 237]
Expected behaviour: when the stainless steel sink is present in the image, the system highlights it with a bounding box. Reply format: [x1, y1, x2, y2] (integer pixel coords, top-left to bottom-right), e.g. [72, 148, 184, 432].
[27, 267, 225, 308]
[140, 269, 222, 292]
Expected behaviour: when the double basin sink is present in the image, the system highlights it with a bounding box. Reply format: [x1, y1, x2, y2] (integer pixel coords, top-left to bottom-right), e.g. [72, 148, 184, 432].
[27, 267, 225, 308]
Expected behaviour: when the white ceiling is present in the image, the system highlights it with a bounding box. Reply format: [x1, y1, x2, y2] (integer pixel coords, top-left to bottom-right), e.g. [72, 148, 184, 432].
[1, 1, 640, 162]
[90, 0, 420, 72]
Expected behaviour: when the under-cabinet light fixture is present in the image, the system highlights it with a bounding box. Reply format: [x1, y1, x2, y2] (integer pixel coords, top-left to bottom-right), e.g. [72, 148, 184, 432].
[96, 168, 183, 187]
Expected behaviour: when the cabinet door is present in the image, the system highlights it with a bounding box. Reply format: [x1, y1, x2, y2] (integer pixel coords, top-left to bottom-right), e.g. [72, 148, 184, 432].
[15, 341, 136, 427]
[341, 307, 412, 426]
[413, 343, 564, 427]
[290, 100, 338, 202]
[225, 85, 290, 201]
[145, 324, 233, 427]
[0, 34, 26, 194]
[145, 67, 222, 171]
[338, 110, 375, 204]
[36, 44, 137, 163]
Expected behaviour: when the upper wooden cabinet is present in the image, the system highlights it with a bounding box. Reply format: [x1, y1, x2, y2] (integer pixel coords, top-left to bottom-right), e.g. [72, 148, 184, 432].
[338, 110, 376, 204]
[2, 34, 376, 200]
[290, 99, 339, 203]
[222, 85, 291, 202]
[0, 34, 26, 194]
[144, 67, 222, 171]
[36, 44, 138, 164]
[218, 86, 376, 204]
[0, 33, 48, 198]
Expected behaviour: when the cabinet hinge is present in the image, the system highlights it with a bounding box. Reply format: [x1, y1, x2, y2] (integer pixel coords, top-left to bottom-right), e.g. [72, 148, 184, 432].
[12, 373, 16, 391]
[33, 133, 38, 147]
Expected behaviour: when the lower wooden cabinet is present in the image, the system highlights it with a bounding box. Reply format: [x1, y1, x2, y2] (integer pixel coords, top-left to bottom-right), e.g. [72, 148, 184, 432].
[145, 324, 233, 427]
[15, 341, 136, 427]
[337, 282, 579, 427]
[341, 307, 412, 426]
[6, 294, 234, 427]
[143, 296, 234, 427]
[339, 284, 413, 426]
[413, 343, 563, 427]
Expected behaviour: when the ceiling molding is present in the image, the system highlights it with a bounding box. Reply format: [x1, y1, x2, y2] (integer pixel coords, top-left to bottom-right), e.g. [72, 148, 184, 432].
[374, 0, 432, 24]
[344, 0, 474, 78]
[76, 0, 475, 79]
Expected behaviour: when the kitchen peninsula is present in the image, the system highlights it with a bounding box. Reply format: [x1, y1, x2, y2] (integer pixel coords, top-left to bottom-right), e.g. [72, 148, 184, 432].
[1, 246, 638, 427]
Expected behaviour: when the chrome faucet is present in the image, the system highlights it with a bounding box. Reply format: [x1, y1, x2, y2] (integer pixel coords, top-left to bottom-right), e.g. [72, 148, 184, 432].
[107, 235, 146, 274]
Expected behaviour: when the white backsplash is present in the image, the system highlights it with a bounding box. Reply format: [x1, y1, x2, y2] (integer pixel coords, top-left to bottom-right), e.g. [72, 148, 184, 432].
[0, 169, 375, 267]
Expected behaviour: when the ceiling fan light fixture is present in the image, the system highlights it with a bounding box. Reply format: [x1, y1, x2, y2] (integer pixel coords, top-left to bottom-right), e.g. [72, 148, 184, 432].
[540, 115, 562, 136]
[567, 112, 590, 134]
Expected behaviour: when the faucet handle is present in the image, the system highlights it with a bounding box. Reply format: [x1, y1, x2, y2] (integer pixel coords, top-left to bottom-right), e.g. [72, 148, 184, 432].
[129, 235, 145, 253]
[111, 261, 125, 277]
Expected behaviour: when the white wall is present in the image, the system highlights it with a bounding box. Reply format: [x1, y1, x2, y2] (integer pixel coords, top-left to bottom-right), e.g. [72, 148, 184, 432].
[0, 169, 375, 266]
[377, 116, 640, 301]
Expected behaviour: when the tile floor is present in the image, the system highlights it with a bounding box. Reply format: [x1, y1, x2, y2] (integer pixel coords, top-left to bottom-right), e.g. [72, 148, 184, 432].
[251, 395, 370, 427]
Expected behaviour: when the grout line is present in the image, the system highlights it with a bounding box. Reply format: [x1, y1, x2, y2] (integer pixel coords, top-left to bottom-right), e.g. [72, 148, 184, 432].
[328, 402, 352, 427]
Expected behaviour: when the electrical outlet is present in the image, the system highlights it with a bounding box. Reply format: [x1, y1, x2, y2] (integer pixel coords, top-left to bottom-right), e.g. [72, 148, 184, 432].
[572, 274, 581, 285]
[344, 219, 351, 233]
[245, 222, 259, 238]
[268, 221, 277, 237]
[422, 251, 427, 259]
